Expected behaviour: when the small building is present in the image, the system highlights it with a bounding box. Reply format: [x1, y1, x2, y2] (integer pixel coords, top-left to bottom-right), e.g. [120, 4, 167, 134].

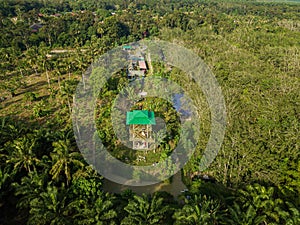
[138, 60, 147, 71]
[123, 45, 133, 51]
[128, 55, 139, 65]
[129, 55, 139, 61]
[52, 13, 62, 17]
[138, 91, 147, 98]
[30, 23, 43, 32]
[126, 110, 156, 150]
[127, 69, 145, 80]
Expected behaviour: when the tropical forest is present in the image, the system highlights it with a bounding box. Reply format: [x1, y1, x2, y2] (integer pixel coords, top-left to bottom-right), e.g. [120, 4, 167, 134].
[0, 0, 299, 224]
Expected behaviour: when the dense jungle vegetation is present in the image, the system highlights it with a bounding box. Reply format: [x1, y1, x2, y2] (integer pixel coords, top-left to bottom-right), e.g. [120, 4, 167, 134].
[0, 0, 299, 224]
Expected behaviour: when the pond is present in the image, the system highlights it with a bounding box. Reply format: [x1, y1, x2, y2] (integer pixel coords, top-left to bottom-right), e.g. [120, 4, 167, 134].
[102, 170, 187, 197]
[172, 93, 191, 118]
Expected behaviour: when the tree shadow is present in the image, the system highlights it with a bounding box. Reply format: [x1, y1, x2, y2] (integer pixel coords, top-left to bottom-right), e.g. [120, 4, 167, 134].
[17, 80, 48, 95]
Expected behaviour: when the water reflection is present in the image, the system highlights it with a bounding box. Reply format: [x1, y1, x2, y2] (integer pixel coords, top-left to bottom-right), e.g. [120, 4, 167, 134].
[103, 171, 187, 197]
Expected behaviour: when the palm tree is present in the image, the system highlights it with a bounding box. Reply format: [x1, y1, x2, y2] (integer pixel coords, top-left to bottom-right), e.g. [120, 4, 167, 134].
[13, 170, 46, 210]
[28, 184, 71, 225]
[226, 202, 266, 225]
[0, 118, 25, 147]
[121, 193, 170, 225]
[59, 80, 77, 114]
[0, 168, 9, 207]
[238, 184, 283, 223]
[173, 194, 220, 225]
[25, 46, 39, 76]
[284, 201, 300, 225]
[233, 183, 292, 224]
[69, 193, 117, 225]
[0, 169, 9, 192]
[37, 44, 51, 88]
[63, 55, 76, 80]
[53, 61, 63, 89]
[74, 47, 89, 90]
[6, 135, 40, 174]
[49, 139, 84, 186]
[56, 174, 117, 224]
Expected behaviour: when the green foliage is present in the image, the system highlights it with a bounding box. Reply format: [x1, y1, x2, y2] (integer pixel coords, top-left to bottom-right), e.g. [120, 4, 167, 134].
[122, 193, 171, 224]
[227, 202, 267, 225]
[13, 170, 47, 210]
[0, 0, 299, 224]
[27, 184, 71, 225]
[24, 92, 38, 102]
[6, 135, 40, 174]
[49, 139, 84, 185]
[173, 194, 221, 225]
[0, 168, 10, 207]
[68, 194, 117, 225]
[228, 183, 300, 224]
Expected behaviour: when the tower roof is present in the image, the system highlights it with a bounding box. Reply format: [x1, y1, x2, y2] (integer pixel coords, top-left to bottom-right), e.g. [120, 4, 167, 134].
[126, 110, 156, 125]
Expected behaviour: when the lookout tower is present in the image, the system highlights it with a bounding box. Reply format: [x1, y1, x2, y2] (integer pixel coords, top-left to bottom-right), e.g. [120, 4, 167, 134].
[126, 110, 156, 150]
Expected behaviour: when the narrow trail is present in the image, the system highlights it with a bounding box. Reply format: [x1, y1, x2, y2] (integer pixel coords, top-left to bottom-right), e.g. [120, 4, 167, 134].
[146, 52, 153, 76]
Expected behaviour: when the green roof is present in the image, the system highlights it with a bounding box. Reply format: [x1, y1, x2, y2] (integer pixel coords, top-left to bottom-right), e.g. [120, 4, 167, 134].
[126, 110, 156, 125]
[123, 45, 133, 50]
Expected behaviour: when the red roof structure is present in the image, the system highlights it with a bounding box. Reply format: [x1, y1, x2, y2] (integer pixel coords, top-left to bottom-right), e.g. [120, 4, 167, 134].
[138, 61, 147, 70]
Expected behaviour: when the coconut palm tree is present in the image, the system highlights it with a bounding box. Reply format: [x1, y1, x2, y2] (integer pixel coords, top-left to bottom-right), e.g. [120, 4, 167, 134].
[37, 45, 51, 88]
[226, 202, 266, 225]
[284, 201, 300, 225]
[69, 193, 117, 225]
[232, 183, 293, 224]
[238, 184, 284, 223]
[173, 194, 221, 225]
[0, 168, 9, 208]
[0, 169, 9, 192]
[25, 46, 39, 76]
[121, 193, 170, 225]
[6, 135, 40, 174]
[28, 184, 71, 225]
[63, 175, 117, 224]
[13, 170, 46, 210]
[49, 139, 84, 186]
[59, 80, 77, 114]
